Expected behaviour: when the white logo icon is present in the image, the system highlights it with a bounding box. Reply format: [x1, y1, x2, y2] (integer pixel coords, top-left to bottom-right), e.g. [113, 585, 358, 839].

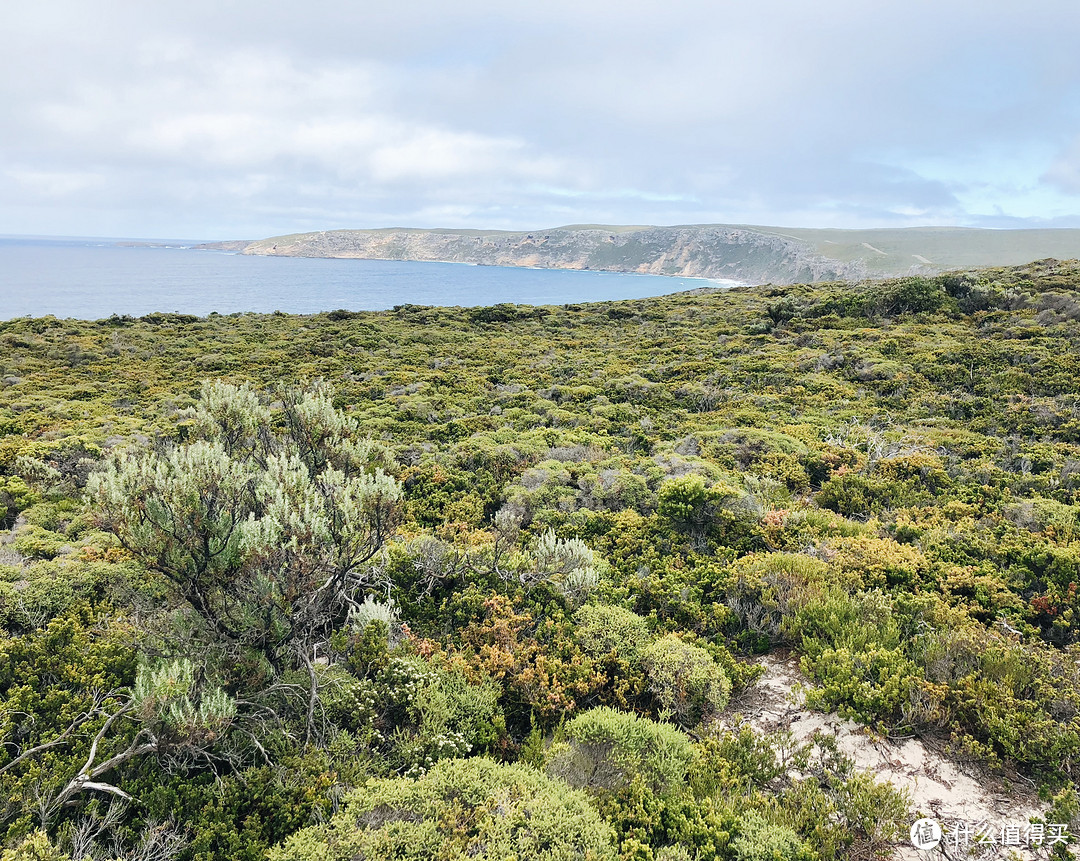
[910, 818, 943, 850]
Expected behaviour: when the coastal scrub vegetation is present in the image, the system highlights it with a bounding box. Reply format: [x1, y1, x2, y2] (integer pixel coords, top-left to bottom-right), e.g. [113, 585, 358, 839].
[2, 260, 1080, 858]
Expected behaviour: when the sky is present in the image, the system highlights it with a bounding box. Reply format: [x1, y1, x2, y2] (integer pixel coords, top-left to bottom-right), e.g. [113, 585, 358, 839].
[4, 1, 1080, 240]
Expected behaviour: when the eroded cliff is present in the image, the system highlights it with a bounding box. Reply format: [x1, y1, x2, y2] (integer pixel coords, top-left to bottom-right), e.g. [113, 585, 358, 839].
[220, 225, 865, 284]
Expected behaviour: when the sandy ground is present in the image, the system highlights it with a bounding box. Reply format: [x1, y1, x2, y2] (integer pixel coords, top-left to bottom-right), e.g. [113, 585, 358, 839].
[720, 651, 1055, 860]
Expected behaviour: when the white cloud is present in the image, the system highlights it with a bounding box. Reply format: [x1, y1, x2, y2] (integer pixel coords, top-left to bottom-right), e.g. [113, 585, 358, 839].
[3, 0, 1080, 235]
[22, 42, 571, 194]
[5, 168, 106, 198]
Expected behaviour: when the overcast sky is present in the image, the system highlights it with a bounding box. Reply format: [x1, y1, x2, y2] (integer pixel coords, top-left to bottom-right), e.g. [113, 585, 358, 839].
[4, 1, 1080, 239]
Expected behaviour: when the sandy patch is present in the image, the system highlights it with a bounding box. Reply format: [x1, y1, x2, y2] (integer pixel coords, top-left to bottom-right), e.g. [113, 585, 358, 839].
[721, 652, 1051, 860]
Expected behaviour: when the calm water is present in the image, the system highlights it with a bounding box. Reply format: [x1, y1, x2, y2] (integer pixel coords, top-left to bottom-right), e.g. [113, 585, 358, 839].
[0, 237, 726, 320]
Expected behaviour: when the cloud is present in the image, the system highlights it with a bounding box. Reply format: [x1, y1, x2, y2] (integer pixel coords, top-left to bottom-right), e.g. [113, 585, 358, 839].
[1043, 138, 1080, 195]
[5, 168, 106, 198]
[10, 39, 574, 228]
[3, 0, 1080, 235]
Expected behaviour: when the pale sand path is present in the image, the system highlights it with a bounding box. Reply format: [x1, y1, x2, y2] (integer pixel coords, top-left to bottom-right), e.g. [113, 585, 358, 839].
[719, 652, 1053, 861]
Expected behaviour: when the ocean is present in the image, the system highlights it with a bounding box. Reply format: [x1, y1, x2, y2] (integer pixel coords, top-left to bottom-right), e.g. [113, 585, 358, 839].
[0, 237, 727, 321]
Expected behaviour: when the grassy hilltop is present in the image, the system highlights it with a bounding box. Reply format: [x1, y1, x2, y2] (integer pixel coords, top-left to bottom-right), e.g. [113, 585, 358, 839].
[749, 225, 1080, 275]
[3, 260, 1080, 859]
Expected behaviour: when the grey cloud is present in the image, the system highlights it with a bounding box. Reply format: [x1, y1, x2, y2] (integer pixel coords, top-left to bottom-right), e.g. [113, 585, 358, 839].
[4, 0, 1080, 236]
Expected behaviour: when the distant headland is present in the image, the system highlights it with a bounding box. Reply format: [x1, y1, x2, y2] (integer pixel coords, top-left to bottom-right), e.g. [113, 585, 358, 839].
[199, 223, 1080, 284]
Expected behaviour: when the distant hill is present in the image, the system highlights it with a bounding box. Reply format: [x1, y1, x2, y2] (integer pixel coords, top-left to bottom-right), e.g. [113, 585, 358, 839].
[200, 224, 1080, 284]
[744, 225, 1080, 277]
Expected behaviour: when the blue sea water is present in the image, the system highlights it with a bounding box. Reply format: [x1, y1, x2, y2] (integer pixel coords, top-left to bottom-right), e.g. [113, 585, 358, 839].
[0, 236, 727, 321]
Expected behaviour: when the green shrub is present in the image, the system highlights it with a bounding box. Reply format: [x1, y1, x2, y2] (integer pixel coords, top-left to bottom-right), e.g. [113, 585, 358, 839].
[0, 608, 137, 844]
[910, 625, 1080, 772]
[690, 726, 789, 795]
[817, 473, 897, 518]
[593, 781, 739, 861]
[780, 768, 909, 861]
[0, 831, 71, 861]
[19, 500, 81, 534]
[87, 380, 403, 675]
[1005, 498, 1080, 542]
[657, 474, 763, 551]
[546, 706, 694, 793]
[657, 475, 734, 531]
[642, 634, 732, 726]
[0, 567, 75, 632]
[0, 476, 36, 530]
[125, 754, 342, 861]
[862, 277, 952, 317]
[732, 812, 811, 861]
[833, 772, 910, 859]
[270, 757, 618, 861]
[11, 525, 66, 560]
[411, 664, 503, 756]
[726, 552, 831, 645]
[786, 589, 916, 725]
[573, 603, 652, 666]
[346, 655, 504, 776]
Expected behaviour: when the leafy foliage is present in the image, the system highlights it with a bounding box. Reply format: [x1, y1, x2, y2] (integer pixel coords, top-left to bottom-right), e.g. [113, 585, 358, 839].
[270, 757, 618, 861]
[5, 260, 1080, 857]
[547, 707, 694, 793]
[642, 635, 732, 727]
[88, 381, 401, 673]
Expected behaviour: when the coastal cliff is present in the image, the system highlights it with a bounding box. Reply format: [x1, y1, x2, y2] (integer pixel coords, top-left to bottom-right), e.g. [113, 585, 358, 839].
[203, 223, 1080, 285]
[213, 225, 864, 284]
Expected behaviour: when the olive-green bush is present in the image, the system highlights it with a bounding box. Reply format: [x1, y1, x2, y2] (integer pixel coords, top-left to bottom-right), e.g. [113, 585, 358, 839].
[732, 812, 811, 861]
[546, 706, 694, 792]
[573, 603, 652, 666]
[270, 757, 618, 861]
[642, 635, 732, 727]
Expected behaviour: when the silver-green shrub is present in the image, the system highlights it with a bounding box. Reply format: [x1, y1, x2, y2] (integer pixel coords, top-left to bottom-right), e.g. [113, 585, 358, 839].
[732, 812, 810, 861]
[88, 381, 401, 673]
[524, 529, 603, 605]
[348, 595, 399, 640]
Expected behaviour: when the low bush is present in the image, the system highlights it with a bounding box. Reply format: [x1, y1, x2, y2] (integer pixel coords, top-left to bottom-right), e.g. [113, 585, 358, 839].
[573, 602, 652, 666]
[270, 757, 618, 861]
[546, 706, 694, 793]
[642, 635, 732, 727]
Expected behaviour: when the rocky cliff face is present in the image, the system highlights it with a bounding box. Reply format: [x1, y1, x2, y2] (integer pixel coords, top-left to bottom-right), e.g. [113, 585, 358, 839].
[223, 226, 866, 285]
